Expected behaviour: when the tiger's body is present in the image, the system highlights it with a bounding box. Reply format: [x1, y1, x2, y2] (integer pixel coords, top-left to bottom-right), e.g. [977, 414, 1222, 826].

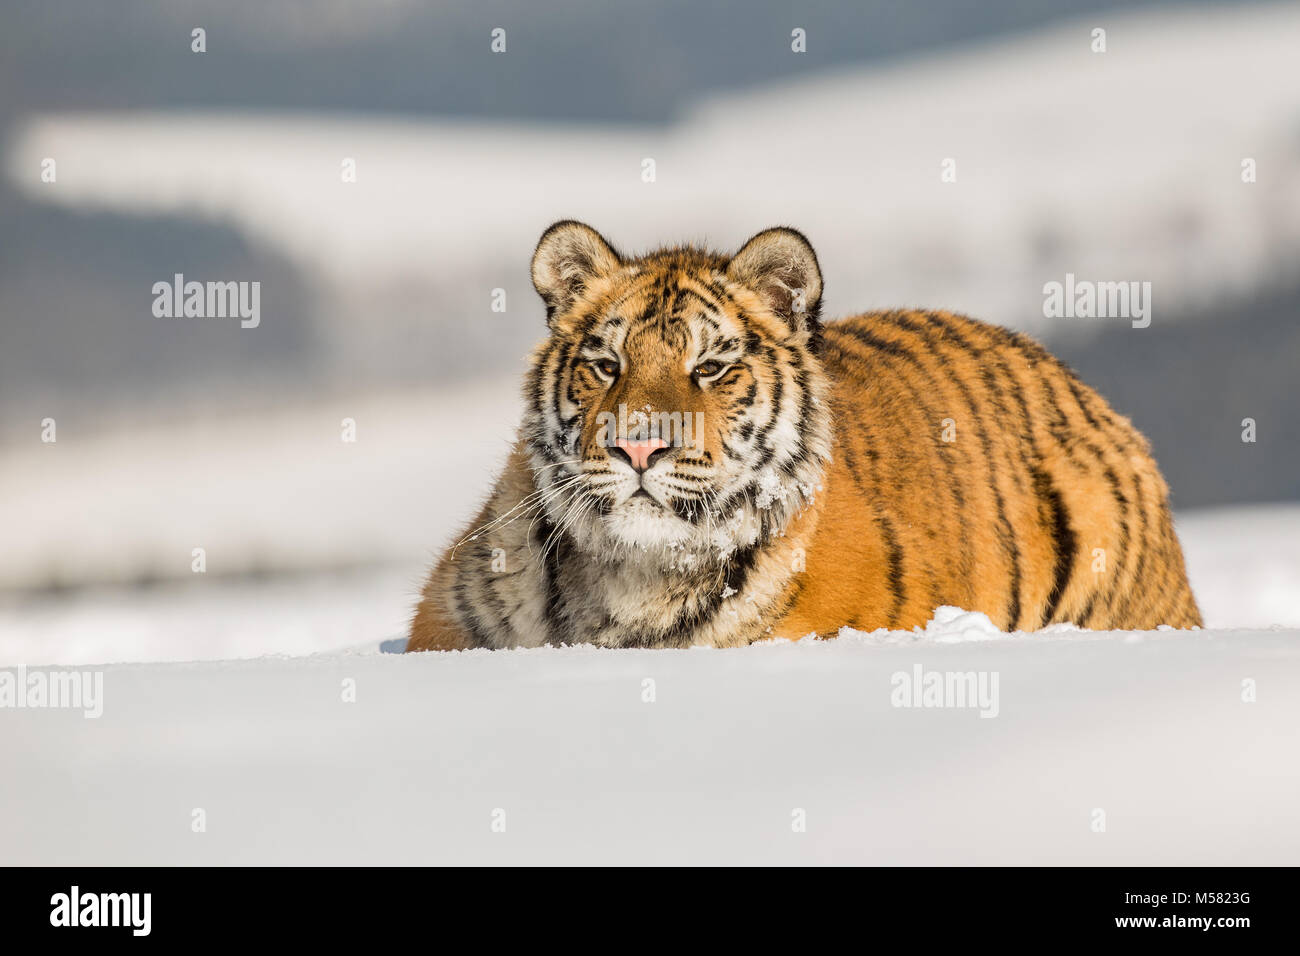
[408, 222, 1199, 651]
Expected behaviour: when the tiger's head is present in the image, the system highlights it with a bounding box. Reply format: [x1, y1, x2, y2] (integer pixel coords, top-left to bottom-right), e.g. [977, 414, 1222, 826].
[522, 221, 832, 569]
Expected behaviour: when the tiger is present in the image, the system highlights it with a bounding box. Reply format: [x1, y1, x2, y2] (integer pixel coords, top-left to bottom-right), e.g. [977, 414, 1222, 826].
[407, 220, 1201, 651]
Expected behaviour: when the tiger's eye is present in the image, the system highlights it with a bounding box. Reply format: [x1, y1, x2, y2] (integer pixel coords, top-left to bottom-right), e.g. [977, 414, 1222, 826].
[694, 361, 724, 378]
[595, 359, 619, 377]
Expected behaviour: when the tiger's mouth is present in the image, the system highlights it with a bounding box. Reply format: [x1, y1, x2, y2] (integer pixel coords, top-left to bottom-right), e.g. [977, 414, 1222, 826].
[606, 483, 674, 517]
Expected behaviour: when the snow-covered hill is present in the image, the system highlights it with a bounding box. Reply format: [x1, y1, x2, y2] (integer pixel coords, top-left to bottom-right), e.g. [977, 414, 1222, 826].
[9, 3, 1300, 345]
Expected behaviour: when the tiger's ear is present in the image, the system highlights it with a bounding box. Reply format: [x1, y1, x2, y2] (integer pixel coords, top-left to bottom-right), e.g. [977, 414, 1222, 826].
[725, 227, 823, 333]
[531, 220, 622, 324]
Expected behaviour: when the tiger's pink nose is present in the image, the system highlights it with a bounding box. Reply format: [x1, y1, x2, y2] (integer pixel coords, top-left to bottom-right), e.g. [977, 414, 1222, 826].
[613, 436, 669, 472]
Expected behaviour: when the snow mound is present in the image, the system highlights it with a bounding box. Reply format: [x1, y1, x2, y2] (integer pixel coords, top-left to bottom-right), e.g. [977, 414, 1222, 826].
[838, 606, 1028, 646]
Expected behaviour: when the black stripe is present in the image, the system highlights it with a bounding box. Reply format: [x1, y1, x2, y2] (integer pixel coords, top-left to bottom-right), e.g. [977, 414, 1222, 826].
[878, 512, 906, 627]
[722, 544, 761, 602]
[1116, 472, 1150, 621]
[748, 343, 784, 469]
[550, 339, 574, 447]
[1059, 373, 1133, 625]
[1097, 464, 1131, 623]
[451, 573, 493, 647]
[837, 416, 907, 628]
[1035, 468, 1077, 626]
[1077, 591, 1099, 629]
[536, 515, 567, 644]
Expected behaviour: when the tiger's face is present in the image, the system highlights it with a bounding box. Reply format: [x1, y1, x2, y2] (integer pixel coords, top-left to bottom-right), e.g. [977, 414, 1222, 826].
[522, 221, 833, 568]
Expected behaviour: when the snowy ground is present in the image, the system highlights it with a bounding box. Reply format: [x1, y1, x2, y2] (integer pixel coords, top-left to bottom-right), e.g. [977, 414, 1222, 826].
[2, 621, 1296, 865]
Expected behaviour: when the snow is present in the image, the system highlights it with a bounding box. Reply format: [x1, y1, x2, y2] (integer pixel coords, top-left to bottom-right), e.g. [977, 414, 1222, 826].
[3, 626, 1296, 865]
[865, 604, 1006, 644]
[1176, 505, 1300, 631]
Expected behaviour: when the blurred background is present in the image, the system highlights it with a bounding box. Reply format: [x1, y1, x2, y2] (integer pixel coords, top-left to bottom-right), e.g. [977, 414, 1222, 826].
[2, 0, 1298, 664]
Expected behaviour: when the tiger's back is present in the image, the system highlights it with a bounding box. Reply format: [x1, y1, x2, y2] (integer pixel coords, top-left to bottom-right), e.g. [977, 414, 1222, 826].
[792, 308, 1201, 633]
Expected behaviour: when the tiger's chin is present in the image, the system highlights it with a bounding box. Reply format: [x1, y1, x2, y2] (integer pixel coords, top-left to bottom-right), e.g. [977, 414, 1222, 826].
[576, 471, 794, 568]
[562, 491, 715, 570]
[601, 493, 692, 551]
